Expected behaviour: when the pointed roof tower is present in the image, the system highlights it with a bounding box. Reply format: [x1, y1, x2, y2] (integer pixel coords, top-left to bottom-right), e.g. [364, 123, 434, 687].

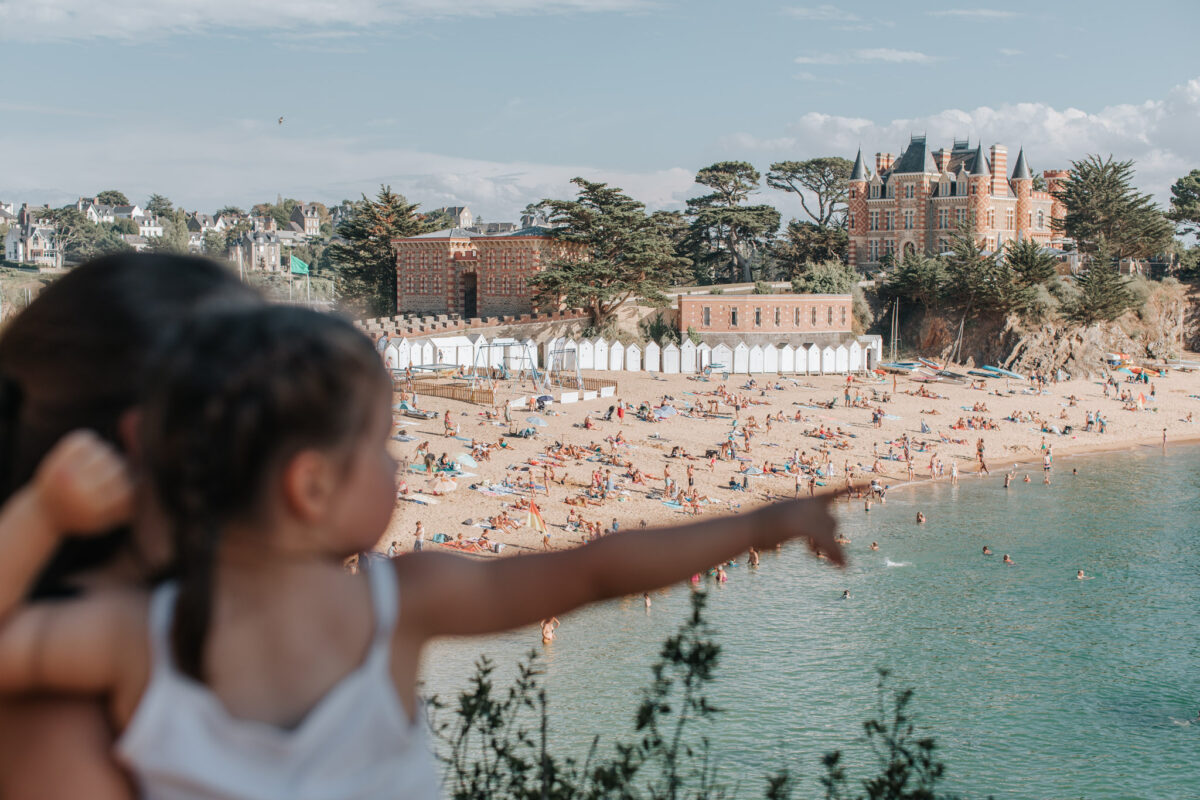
[1010, 147, 1032, 180]
[969, 145, 990, 176]
[850, 148, 868, 181]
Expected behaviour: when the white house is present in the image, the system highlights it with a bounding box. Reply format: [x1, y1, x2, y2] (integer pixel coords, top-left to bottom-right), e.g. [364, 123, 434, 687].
[137, 215, 164, 238]
[4, 205, 62, 267]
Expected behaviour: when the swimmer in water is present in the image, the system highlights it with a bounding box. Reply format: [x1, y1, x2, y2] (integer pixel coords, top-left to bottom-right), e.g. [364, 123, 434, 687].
[1023, 474, 1031, 483]
[982, 546, 993, 555]
[541, 616, 561, 644]
[916, 511, 926, 524]
[747, 546, 760, 567]
[870, 541, 879, 551]
[643, 592, 651, 609]
[841, 589, 851, 600]
[1076, 570, 1086, 579]
[1003, 554, 1015, 565]
[1004, 472, 1011, 488]
[1072, 468, 1078, 476]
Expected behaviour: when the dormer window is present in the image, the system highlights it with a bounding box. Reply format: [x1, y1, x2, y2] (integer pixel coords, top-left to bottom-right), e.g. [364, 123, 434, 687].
[905, 185, 915, 199]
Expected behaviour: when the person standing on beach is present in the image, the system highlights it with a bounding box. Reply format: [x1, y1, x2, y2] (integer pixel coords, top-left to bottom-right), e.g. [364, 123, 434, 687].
[977, 438, 990, 475]
[413, 521, 425, 551]
[1163, 427, 1167, 449]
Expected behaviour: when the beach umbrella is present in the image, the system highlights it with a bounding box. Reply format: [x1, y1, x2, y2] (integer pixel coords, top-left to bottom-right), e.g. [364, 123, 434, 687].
[654, 406, 677, 418]
[526, 415, 548, 427]
[456, 453, 478, 468]
[743, 467, 763, 475]
[429, 475, 458, 493]
[538, 395, 553, 403]
[1116, 367, 1134, 376]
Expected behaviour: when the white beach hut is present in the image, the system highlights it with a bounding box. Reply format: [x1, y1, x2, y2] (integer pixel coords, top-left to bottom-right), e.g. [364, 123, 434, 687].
[835, 345, 849, 373]
[748, 345, 764, 374]
[680, 339, 697, 374]
[467, 333, 488, 367]
[697, 342, 712, 371]
[592, 338, 609, 372]
[779, 344, 795, 374]
[662, 342, 681, 374]
[644, 341, 661, 372]
[711, 343, 733, 372]
[763, 343, 779, 374]
[609, 341, 624, 371]
[804, 344, 820, 374]
[416, 340, 435, 366]
[732, 342, 750, 374]
[383, 339, 402, 370]
[577, 338, 595, 370]
[848, 341, 863, 373]
[625, 343, 642, 372]
[821, 346, 836, 374]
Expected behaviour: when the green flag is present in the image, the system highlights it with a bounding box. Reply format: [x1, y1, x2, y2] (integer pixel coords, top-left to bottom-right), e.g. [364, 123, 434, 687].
[290, 255, 309, 275]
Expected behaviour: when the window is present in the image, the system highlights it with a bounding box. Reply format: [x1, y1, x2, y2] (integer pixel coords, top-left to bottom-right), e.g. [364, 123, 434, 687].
[956, 208, 966, 225]
[774, 307, 780, 326]
[869, 211, 879, 231]
[1037, 210, 1045, 229]
[811, 307, 818, 325]
[870, 184, 880, 198]
[869, 240, 879, 261]
[885, 239, 895, 256]
[1005, 209, 1014, 230]
[987, 209, 995, 229]
[885, 211, 893, 230]
[730, 307, 738, 327]
[887, 184, 894, 198]
[702, 306, 710, 327]
[848, 213, 856, 229]
[794, 308, 800, 326]
[850, 187, 858, 199]
[904, 211, 914, 230]
[827, 306, 834, 325]
[970, 184, 976, 195]
[938, 208, 948, 229]
[905, 184, 915, 199]
[754, 308, 762, 327]
[841, 306, 847, 326]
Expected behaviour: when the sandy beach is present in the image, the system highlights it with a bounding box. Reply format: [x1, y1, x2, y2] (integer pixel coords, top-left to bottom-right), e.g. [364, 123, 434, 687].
[377, 364, 1200, 557]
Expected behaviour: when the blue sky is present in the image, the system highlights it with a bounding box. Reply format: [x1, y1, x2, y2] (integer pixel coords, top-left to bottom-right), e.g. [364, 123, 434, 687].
[2, 0, 1198, 222]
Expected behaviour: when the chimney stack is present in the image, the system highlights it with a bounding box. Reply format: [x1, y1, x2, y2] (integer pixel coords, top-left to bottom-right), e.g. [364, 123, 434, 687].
[990, 145, 1008, 197]
[875, 152, 895, 173]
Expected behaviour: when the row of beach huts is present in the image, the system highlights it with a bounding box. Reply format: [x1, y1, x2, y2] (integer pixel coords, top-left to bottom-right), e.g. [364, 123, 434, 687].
[381, 334, 884, 376]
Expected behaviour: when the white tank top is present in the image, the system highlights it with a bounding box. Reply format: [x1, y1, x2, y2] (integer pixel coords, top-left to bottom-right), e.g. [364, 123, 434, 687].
[116, 565, 441, 800]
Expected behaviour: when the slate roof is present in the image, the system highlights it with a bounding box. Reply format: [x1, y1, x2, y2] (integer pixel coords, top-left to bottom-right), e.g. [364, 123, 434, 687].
[850, 149, 868, 180]
[1010, 148, 1032, 180]
[969, 145, 990, 176]
[890, 135, 937, 174]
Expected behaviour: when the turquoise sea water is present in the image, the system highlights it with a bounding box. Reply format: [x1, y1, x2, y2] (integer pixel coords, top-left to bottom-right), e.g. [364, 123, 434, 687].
[422, 444, 1200, 800]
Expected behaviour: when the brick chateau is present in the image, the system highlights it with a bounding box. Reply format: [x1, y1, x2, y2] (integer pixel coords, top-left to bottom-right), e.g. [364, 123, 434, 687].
[847, 136, 1066, 270]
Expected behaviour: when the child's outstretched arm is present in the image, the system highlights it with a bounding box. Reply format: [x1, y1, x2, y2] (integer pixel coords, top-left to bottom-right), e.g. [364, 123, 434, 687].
[396, 495, 839, 639]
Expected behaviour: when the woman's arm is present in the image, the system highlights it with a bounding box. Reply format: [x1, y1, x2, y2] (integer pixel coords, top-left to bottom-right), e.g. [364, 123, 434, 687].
[395, 495, 839, 639]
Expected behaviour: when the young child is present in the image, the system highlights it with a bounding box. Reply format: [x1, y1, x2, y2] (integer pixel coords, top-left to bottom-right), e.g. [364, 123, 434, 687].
[0, 306, 841, 800]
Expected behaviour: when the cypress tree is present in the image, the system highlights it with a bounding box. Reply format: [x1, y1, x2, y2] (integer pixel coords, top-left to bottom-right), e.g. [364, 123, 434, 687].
[1069, 240, 1135, 324]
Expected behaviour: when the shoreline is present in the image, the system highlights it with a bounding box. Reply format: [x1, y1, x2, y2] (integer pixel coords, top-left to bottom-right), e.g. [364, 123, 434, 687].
[380, 366, 1200, 556]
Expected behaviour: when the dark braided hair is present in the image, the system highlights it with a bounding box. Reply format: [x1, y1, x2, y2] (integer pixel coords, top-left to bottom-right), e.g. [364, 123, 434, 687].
[139, 305, 389, 682]
[0, 253, 261, 598]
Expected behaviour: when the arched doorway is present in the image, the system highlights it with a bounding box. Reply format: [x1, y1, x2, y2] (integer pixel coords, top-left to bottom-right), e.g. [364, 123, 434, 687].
[461, 272, 478, 319]
[903, 241, 916, 258]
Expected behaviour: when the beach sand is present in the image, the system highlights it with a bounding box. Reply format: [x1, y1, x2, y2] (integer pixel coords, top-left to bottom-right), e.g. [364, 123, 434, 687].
[377, 366, 1200, 557]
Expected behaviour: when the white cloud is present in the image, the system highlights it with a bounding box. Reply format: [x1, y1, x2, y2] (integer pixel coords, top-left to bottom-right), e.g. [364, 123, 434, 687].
[795, 48, 937, 65]
[721, 77, 1200, 205]
[784, 5, 859, 22]
[0, 0, 650, 42]
[931, 8, 1017, 18]
[0, 120, 699, 222]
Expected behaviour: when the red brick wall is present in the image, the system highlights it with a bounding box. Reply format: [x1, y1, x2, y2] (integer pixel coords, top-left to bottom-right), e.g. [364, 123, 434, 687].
[677, 294, 853, 335]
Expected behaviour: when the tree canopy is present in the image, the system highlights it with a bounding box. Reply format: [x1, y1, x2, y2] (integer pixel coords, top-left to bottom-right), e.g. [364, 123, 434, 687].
[528, 178, 691, 330]
[790, 260, 856, 295]
[95, 189, 128, 206]
[766, 157, 853, 228]
[771, 220, 848, 275]
[684, 161, 780, 284]
[1168, 168, 1200, 236]
[1003, 237, 1059, 288]
[145, 194, 174, 217]
[326, 186, 430, 318]
[1052, 155, 1173, 258]
[1068, 240, 1135, 324]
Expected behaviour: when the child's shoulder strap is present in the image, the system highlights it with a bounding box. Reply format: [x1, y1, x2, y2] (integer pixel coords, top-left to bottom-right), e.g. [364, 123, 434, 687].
[366, 561, 399, 645]
[146, 581, 180, 667]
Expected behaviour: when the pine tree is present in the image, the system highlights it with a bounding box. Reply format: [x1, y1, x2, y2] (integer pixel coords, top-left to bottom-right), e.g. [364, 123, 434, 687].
[326, 186, 431, 318]
[1053, 155, 1173, 259]
[684, 162, 780, 284]
[527, 179, 691, 330]
[1003, 237, 1058, 288]
[1069, 240, 1135, 324]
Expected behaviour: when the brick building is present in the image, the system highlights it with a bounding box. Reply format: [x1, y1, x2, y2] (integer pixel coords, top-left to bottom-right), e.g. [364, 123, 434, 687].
[392, 227, 579, 318]
[677, 293, 853, 341]
[846, 136, 1066, 270]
